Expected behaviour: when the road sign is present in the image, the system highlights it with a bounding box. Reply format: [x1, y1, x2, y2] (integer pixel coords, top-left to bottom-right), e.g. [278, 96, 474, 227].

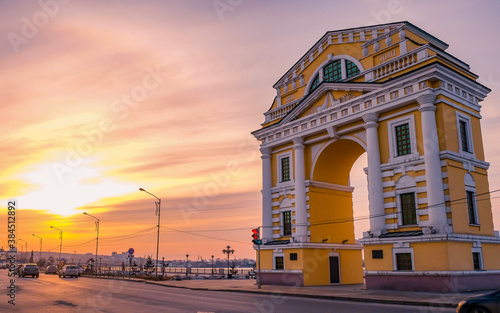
[128, 248, 134, 255]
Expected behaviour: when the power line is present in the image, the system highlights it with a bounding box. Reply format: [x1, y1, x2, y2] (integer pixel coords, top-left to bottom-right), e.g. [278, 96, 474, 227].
[160, 226, 250, 245]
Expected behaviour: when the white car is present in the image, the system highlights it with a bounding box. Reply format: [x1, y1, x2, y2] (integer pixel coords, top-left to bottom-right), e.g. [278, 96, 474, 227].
[59, 265, 79, 278]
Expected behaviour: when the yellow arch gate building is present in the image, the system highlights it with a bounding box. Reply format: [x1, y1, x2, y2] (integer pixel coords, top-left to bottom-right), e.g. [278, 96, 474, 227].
[251, 21, 500, 292]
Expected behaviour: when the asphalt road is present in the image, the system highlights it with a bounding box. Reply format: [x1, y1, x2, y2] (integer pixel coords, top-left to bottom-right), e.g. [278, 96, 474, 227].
[0, 271, 457, 313]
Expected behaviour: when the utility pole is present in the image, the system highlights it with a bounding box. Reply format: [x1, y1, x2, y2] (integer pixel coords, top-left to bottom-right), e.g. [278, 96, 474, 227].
[50, 226, 63, 268]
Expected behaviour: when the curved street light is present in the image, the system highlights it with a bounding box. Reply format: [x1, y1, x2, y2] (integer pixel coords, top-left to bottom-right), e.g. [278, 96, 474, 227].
[50, 226, 63, 267]
[32, 234, 42, 264]
[83, 212, 100, 273]
[139, 188, 161, 280]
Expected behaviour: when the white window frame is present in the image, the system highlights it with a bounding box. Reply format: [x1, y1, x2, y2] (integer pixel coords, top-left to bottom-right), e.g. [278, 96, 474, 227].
[396, 189, 419, 227]
[273, 252, 285, 270]
[276, 151, 294, 187]
[392, 247, 414, 271]
[456, 112, 475, 157]
[387, 114, 418, 163]
[471, 247, 483, 270]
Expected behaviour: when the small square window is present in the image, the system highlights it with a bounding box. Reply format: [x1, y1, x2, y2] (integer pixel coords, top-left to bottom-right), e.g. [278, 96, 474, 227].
[390, 91, 399, 99]
[301, 123, 307, 130]
[293, 126, 298, 133]
[341, 109, 348, 116]
[320, 116, 327, 124]
[352, 104, 360, 112]
[284, 129, 290, 136]
[331, 112, 337, 120]
[396, 253, 412, 271]
[455, 87, 460, 95]
[372, 250, 383, 259]
[290, 253, 298, 261]
[377, 95, 385, 104]
[419, 81, 427, 89]
[276, 133, 281, 139]
[365, 100, 372, 108]
[311, 120, 317, 127]
[404, 86, 413, 95]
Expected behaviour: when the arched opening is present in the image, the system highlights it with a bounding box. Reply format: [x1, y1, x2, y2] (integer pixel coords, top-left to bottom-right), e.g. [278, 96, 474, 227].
[309, 138, 367, 244]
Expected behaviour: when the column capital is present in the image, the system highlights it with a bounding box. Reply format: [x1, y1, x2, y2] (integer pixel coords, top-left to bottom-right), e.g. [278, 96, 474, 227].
[363, 113, 379, 129]
[292, 137, 305, 149]
[416, 92, 437, 106]
[260, 147, 272, 156]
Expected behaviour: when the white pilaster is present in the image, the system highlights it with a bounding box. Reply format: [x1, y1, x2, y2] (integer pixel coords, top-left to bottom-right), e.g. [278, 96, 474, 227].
[363, 113, 386, 236]
[417, 93, 449, 232]
[261, 147, 273, 243]
[293, 137, 308, 242]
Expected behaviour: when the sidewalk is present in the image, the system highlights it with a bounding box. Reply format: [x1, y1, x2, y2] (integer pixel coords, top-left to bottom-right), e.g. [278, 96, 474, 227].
[140, 277, 488, 308]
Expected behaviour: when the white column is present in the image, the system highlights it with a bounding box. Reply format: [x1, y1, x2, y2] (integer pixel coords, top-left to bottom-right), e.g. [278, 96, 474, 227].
[362, 113, 386, 236]
[293, 137, 308, 242]
[417, 93, 449, 232]
[260, 147, 273, 243]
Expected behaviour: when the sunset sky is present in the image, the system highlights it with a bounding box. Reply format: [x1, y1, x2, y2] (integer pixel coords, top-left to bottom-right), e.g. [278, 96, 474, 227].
[2, 0, 500, 260]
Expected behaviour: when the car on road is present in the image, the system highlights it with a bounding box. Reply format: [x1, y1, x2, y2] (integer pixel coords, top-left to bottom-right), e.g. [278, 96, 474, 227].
[45, 265, 58, 274]
[76, 265, 85, 276]
[456, 289, 500, 313]
[20, 264, 39, 278]
[59, 265, 79, 278]
[0, 262, 7, 269]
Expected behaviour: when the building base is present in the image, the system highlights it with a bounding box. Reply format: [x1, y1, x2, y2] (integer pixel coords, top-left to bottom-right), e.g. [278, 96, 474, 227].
[365, 271, 500, 292]
[259, 270, 304, 286]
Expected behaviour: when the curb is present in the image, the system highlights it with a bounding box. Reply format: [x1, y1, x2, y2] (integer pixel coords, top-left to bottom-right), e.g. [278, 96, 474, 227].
[143, 281, 457, 308]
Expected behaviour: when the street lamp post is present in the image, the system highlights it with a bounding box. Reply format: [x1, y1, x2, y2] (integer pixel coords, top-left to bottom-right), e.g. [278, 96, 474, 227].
[211, 255, 214, 277]
[83, 212, 99, 274]
[185, 254, 189, 276]
[18, 239, 27, 262]
[32, 234, 42, 264]
[50, 226, 63, 268]
[222, 245, 234, 279]
[139, 188, 161, 280]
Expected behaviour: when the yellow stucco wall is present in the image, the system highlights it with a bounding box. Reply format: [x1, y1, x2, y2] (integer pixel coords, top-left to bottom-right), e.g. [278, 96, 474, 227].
[482, 244, 500, 270]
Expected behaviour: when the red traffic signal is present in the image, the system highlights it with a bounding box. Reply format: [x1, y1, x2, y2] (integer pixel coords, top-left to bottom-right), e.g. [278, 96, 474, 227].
[252, 228, 262, 245]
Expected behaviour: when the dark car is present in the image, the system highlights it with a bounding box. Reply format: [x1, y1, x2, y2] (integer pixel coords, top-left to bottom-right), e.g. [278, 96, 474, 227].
[45, 265, 58, 274]
[20, 264, 39, 278]
[456, 289, 500, 313]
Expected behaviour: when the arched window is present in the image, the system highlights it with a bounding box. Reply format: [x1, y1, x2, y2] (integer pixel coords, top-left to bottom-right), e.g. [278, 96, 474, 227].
[310, 75, 320, 91]
[324, 60, 342, 82]
[464, 173, 479, 225]
[346, 60, 360, 78]
[309, 58, 361, 92]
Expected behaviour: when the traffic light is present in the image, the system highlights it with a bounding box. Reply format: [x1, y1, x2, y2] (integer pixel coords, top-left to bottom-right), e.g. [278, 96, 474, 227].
[252, 228, 262, 245]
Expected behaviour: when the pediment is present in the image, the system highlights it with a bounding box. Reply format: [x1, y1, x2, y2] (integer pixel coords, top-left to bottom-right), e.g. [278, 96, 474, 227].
[281, 83, 380, 124]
